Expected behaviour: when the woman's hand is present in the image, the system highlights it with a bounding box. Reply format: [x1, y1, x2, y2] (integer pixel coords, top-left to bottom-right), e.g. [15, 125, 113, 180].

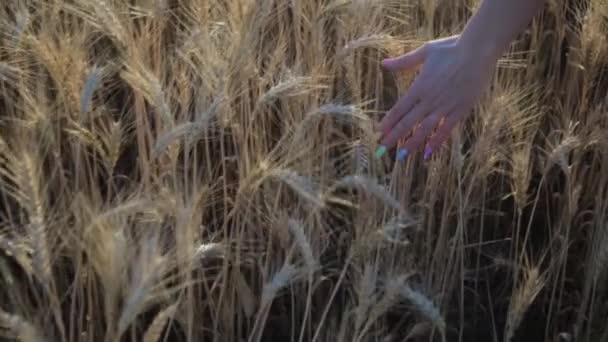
[375, 35, 498, 161]
[375, 0, 545, 161]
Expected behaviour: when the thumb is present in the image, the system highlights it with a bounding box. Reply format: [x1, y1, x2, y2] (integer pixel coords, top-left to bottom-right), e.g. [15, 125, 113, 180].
[382, 44, 427, 72]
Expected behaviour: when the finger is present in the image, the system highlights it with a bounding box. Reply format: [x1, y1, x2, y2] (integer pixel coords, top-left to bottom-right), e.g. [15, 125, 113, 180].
[380, 100, 433, 149]
[427, 109, 465, 150]
[377, 81, 423, 135]
[398, 111, 443, 159]
[382, 44, 428, 72]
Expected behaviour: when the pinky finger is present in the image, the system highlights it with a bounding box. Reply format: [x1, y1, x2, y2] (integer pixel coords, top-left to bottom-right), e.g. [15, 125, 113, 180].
[427, 110, 465, 150]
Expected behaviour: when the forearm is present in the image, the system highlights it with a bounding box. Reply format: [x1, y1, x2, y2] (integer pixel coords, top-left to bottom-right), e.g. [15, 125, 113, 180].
[457, 0, 545, 59]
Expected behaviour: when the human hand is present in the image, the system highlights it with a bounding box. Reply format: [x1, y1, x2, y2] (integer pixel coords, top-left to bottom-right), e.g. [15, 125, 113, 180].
[375, 35, 498, 161]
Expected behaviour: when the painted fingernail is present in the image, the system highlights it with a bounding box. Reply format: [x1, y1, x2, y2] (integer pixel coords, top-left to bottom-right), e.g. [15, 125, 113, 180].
[375, 145, 387, 159]
[423, 147, 432, 160]
[396, 148, 409, 162]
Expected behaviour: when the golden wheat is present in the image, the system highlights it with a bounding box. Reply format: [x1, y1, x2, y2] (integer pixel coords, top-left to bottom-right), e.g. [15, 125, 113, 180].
[0, 0, 606, 341]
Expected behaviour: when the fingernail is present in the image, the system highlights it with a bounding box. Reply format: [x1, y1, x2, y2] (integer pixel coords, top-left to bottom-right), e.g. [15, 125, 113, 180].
[375, 145, 387, 159]
[396, 148, 409, 162]
[423, 147, 432, 160]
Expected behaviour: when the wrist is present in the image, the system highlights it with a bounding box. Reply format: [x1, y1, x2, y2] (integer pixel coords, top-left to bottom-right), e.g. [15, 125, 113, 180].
[455, 33, 503, 64]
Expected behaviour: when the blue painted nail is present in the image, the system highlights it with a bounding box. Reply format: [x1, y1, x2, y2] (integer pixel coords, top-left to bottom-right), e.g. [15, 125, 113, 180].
[396, 148, 409, 162]
[375, 145, 387, 159]
[423, 147, 432, 160]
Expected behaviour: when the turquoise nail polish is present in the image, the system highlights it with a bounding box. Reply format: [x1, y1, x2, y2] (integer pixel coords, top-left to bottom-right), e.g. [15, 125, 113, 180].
[396, 148, 409, 162]
[423, 147, 432, 160]
[375, 145, 387, 159]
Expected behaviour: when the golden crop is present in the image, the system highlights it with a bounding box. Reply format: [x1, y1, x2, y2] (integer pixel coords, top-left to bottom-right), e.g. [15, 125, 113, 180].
[0, 1, 606, 341]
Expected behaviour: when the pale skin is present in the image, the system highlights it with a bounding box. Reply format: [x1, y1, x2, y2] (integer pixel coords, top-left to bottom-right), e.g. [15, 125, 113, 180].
[375, 0, 546, 161]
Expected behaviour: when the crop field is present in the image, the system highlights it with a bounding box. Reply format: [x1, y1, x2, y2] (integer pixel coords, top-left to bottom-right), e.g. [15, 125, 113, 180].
[0, 0, 607, 341]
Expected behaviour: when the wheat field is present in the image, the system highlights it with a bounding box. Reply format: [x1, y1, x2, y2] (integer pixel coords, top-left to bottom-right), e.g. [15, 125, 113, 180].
[0, 0, 606, 341]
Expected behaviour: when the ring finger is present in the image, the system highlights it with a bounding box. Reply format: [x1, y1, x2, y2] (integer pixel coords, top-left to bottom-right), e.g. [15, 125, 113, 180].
[396, 110, 444, 161]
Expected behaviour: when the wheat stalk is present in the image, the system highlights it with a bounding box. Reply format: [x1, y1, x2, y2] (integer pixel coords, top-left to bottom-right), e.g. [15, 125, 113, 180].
[257, 75, 326, 106]
[80, 65, 103, 114]
[16, 152, 51, 286]
[143, 303, 178, 342]
[504, 267, 544, 341]
[260, 262, 301, 308]
[332, 175, 402, 212]
[288, 218, 318, 273]
[271, 169, 325, 209]
[337, 34, 397, 58]
[0, 234, 33, 275]
[400, 284, 446, 335]
[234, 269, 257, 319]
[117, 233, 169, 339]
[356, 274, 410, 341]
[0, 309, 46, 342]
[354, 264, 377, 332]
